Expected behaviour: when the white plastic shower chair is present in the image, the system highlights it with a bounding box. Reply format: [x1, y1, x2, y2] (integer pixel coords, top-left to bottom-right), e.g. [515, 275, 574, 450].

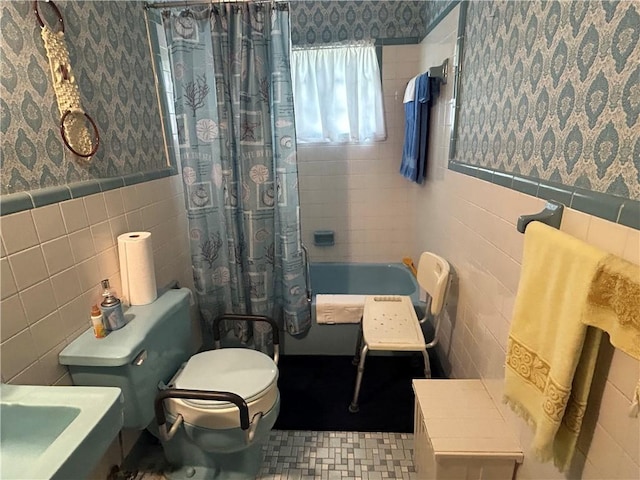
[349, 252, 451, 413]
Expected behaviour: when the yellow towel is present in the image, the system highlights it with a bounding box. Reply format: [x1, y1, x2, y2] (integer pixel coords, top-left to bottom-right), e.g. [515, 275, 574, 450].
[504, 222, 606, 471]
[583, 254, 640, 360]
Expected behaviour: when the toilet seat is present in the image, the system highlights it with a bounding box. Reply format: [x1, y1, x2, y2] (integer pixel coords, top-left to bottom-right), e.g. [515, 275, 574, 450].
[166, 348, 279, 429]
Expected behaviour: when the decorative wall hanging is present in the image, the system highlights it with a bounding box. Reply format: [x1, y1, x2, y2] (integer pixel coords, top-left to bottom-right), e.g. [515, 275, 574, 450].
[34, 0, 99, 162]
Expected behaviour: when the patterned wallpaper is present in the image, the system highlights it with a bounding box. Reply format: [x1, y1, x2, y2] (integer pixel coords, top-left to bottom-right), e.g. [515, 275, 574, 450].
[0, 1, 166, 195]
[289, 0, 427, 45]
[455, 0, 640, 201]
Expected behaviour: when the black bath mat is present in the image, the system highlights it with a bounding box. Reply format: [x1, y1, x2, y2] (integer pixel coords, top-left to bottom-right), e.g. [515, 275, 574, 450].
[274, 353, 445, 433]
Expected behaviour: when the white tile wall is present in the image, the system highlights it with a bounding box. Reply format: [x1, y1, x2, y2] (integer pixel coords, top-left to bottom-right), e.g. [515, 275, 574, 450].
[298, 44, 420, 263]
[410, 10, 640, 480]
[0, 176, 194, 386]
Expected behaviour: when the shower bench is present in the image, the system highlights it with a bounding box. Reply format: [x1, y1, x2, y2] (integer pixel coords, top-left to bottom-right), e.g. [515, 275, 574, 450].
[412, 379, 523, 479]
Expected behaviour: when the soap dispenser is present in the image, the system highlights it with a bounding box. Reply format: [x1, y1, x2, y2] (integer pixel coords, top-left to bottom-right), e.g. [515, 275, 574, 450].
[100, 279, 126, 330]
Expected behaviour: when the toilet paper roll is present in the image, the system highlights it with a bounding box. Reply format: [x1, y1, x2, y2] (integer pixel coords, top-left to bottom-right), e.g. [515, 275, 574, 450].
[118, 232, 157, 306]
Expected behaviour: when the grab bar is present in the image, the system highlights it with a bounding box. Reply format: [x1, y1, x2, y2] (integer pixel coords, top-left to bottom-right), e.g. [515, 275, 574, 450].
[155, 389, 249, 432]
[301, 243, 312, 303]
[155, 388, 253, 442]
[212, 314, 280, 365]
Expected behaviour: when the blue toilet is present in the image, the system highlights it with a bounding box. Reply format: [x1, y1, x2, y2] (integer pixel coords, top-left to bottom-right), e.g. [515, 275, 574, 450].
[59, 288, 280, 480]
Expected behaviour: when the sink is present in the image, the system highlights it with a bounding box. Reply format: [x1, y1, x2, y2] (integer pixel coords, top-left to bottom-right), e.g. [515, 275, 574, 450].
[0, 384, 123, 480]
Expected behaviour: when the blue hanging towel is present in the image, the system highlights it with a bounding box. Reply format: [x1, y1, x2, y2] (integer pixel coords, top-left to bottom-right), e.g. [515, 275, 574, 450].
[400, 73, 441, 184]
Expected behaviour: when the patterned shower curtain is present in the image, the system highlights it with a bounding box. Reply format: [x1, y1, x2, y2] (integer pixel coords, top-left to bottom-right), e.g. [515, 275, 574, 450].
[162, 2, 309, 352]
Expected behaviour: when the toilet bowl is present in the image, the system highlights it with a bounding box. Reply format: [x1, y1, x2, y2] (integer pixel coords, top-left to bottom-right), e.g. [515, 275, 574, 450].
[159, 349, 280, 479]
[59, 288, 280, 480]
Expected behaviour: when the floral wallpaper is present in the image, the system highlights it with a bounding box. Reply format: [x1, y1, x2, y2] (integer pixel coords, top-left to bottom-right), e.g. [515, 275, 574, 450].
[455, 0, 640, 200]
[0, 1, 166, 195]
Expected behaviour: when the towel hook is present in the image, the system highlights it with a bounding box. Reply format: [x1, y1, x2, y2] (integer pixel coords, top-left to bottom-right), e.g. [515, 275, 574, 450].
[517, 200, 564, 233]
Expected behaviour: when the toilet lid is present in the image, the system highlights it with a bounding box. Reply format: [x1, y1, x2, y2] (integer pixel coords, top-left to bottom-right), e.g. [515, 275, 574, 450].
[173, 348, 278, 408]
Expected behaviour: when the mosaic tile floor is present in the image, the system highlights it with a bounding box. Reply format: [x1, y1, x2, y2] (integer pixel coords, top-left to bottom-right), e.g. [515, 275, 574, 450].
[259, 431, 415, 479]
[118, 430, 416, 480]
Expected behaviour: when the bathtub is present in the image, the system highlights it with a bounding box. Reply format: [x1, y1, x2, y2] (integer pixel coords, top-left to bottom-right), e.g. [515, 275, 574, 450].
[284, 263, 422, 355]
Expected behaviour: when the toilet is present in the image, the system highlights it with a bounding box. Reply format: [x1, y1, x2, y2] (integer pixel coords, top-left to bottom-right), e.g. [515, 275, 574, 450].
[59, 288, 280, 480]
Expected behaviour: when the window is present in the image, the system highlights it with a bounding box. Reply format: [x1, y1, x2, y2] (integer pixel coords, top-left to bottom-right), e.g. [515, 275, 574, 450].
[291, 42, 386, 144]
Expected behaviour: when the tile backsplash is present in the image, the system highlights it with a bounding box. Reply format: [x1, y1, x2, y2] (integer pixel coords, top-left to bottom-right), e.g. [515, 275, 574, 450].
[0, 176, 193, 385]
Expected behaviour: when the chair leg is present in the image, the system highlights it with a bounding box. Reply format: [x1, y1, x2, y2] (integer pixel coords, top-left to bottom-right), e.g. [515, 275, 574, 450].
[421, 349, 432, 379]
[349, 344, 369, 413]
[352, 320, 364, 366]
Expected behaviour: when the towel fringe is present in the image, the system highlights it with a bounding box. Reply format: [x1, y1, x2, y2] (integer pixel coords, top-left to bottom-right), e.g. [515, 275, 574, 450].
[503, 395, 554, 463]
[504, 395, 581, 472]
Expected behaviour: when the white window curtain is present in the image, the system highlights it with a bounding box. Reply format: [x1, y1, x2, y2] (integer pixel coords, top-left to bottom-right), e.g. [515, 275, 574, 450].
[291, 42, 386, 144]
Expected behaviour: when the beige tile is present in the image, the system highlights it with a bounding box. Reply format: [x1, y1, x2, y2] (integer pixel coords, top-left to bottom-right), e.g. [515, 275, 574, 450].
[120, 185, 142, 212]
[58, 293, 92, 338]
[1, 210, 39, 255]
[76, 257, 102, 294]
[31, 203, 66, 243]
[169, 174, 184, 195]
[91, 221, 113, 253]
[97, 247, 119, 279]
[8, 360, 46, 385]
[1, 237, 6, 258]
[1, 257, 18, 300]
[38, 341, 69, 385]
[136, 182, 156, 207]
[598, 381, 639, 463]
[69, 228, 96, 262]
[103, 189, 125, 218]
[585, 424, 626, 478]
[622, 229, 639, 265]
[41, 236, 75, 275]
[19, 279, 56, 325]
[141, 203, 164, 229]
[8, 246, 48, 290]
[0, 294, 28, 342]
[614, 452, 640, 480]
[0, 329, 38, 379]
[60, 198, 89, 233]
[50, 267, 82, 307]
[83, 193, 108, 224]
[30, 310, 67, 357]
[586, 216, 628, 256]
[126, 210, 144, 232]
[109, 215, 129, 242]
[560, 208, 591, 242]
[607, 349, 640, 400]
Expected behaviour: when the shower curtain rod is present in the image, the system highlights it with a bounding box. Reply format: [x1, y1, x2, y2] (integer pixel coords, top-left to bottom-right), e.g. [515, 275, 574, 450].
[144, 0, 287, 9]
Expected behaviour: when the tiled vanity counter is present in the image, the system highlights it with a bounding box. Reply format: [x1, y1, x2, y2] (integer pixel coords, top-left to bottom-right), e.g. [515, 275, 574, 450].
[412, 380, 523, 479]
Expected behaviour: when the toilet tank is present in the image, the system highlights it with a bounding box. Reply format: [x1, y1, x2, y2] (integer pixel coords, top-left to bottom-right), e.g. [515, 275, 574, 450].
[59, 288, 194, 429]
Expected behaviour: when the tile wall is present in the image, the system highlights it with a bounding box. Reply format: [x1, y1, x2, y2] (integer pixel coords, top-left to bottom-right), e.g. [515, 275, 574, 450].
[0, 175, 194, 386]
[298, 44, 420, 264]
[409, 8, 640, 479]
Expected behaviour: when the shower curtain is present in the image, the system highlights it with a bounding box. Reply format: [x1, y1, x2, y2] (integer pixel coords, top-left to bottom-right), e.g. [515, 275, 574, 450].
[162, 2, 309, 352]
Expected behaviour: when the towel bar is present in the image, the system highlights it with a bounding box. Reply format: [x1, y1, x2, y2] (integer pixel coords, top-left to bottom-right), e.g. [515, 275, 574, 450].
[517, 201, 564, 233]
